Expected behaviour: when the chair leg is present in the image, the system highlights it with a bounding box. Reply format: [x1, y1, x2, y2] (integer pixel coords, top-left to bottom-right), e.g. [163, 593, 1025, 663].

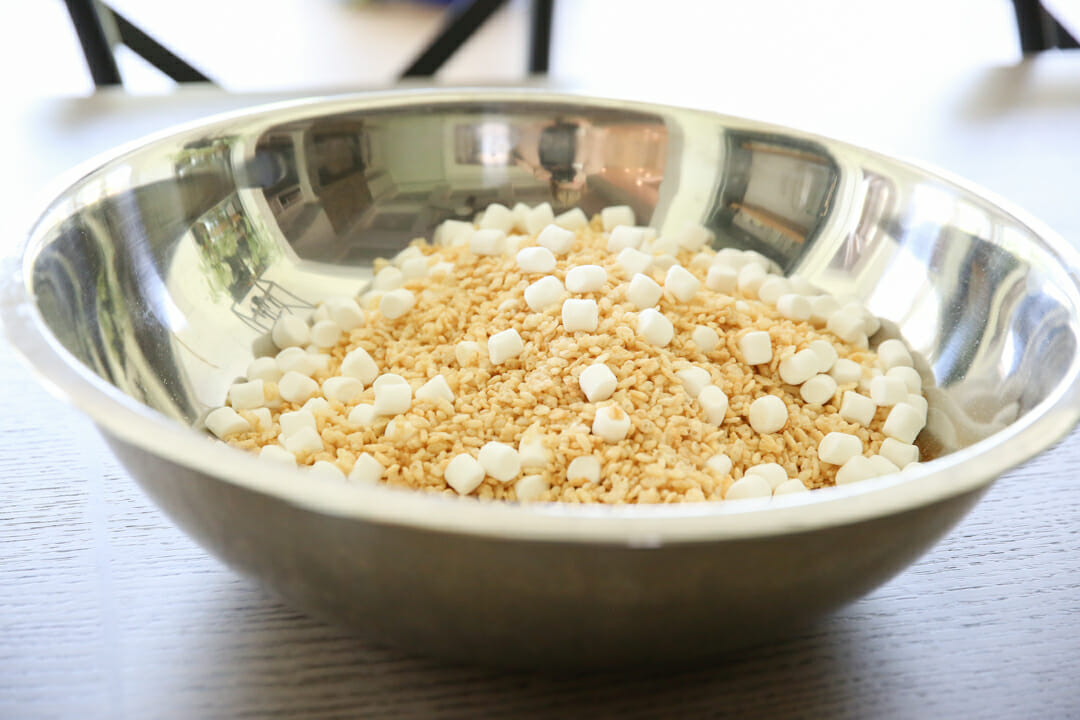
[401, 0, 509, 77]
[529, 0, 554, 75]
[63, 0, 122, 87]
[108, 5, 212, 83]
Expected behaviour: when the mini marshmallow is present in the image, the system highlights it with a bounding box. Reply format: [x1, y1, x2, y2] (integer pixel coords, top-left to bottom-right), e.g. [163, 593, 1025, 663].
[868, 454, 900, 476]
[579, 363, 618, 402]
[373, 378, 412, 415]
[455, 340, 481, 366]
[692, 326, 720, 353]
[271, 314, 310, 349]
[779, 349, 819, 385]
[777, 293, 812, 321]
[322, 376, 364, 404]
[887, 366, 923, 393]
[698, 386, 729, 424]
[746, 462, 788, 490]
[250, 407, 272, 431]
[725, 474, 772, 500]
[651, 254, 679, 273]
[705, 454, 732, 476]
[789, 275, 820, 295]
[830, 358, 863, 384]
[838, 391, 876, 426]
[870, 375, 908, 406]
[757, 277, 790, 306]
[739, 330, 773, 365]
[773, 478, 809, 495]
[488, 328, 525, 364]
[416, 375, 454, 404]
[279, 409, 316, 437]
[818, 431, 863, 465]
[674, 222, 713, 251]
[906, 393, 929, 420]
[741, 250, 775, 272]
[519, 434, 552, 468]
[607, 225, 646, 253]
[565, 265, 607, 293]
[380, 288, 416, 320]
[348, 403, 376, 427]
[882, 402, 925, 443]
[879, 437, 920, 469]
[478, 203, 514, 232]
[706, 264, 738, 294]
[326, 298, 364, 331]
[433, 219, 473, 246]
[664, 265, 701, 302]
[567, 455, 601, 483]
[279, 371, 319, 404]
[808, 339, 839, 373]
[340, 347, 378, 385]
[676, 366, 711, 398]
[393, 245, 423, 265]
[372, 373, 409, 390]
[310, 320, 342, 349]
[593, 405, 632, 442]
[524, 202, 555, 235]
[748, 395, 788, 434]
[827, 310, 868, 346]
[835, 455, 878, 485]
[445, 453, 485, 495]
[469, 228, 506, 256]
[637, 308, 674, 346]
[554, 207, 588, 231]
[800, 374, 838, 405]
[514, 475, 549, 502]
[562, 298, 599, 332]
[303, 397, 330, 416]
[616, 247, 653, 277]
[373, 266, 404, 291]
[349, 452, 384, 484]
[537, 224, 576, 255]
[626, 274, 663, 310]
[246, 356, 282, 384]
[310, 461, 345, 481]
[478, 441, 521, 482]
[283, 426, 322, 456]
[206, 407, 251, 438]
[878, 338, 914, 370]
[601, 205, 635, 231]
[228, 380, 265, 410]
[737, 264, 768, 298]
[383, 417, 416, 442]
[399, 256, 429, 281]
[259, 445, 296, 465]
[809, 295, 840, 326]
[524, 275, 565, 311]
[516, 246, 556, 274]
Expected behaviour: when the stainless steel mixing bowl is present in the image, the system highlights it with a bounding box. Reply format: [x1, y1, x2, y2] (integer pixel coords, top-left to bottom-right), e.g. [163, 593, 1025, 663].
[5, 90, 1080, 669]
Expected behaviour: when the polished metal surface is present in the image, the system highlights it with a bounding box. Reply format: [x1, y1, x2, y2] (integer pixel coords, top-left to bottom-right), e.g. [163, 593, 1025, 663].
[5, 90, 1080, 667]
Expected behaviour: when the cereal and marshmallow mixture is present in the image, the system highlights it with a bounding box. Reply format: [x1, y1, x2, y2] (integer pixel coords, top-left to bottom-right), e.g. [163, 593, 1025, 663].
[204, 202, 929, 503]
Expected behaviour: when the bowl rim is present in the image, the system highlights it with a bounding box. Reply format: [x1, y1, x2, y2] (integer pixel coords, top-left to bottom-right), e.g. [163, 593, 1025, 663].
[6, 87, 1080, 545]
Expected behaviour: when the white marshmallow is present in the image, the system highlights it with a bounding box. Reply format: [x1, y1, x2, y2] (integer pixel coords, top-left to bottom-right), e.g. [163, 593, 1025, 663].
[258, 445, 296, 465]
[373, 266, 404, 291]
[310, 461, 345, 481]
[838, 391, 876, 426]
[827, 310, 868, 346]
[818, 431, 863, 465]
[537, 224, 576, 255]
[868, 454, 900, 476]
[706, 264, 738, 294]
[478, 441, 521, 482]
[757, 277, 790, 305]
[246, 357, 282, 384]
[455, 340, 481, 366]
[322, 376, 364, 404]
[779, 349, 819, 385]
[372, 374, 408, 390]
[279, 371, 319, 404]
[303, 397, 330, 416]
[870, 375, 908, 406]
[800, 374, 838, 405]
[674, 222, 713, 251]
[879, 437, 920, 469]
[607, 225, 646, 253]
[488, 328, 525, 364]
[773, 478, 809, 495]
[393, 245, 424, 265]
[416, 375, 454, 404]
[478, 203, 514, 233]
[725, 474, 772, 500]
[373, 379, 412, 416]
[705, 454, 732, 476]
[835, 455, 878, 485]
[380, 288, 416, 320]
[789, 275, 820, 295]
[228, 380, 266, 410]
[519, 434, 552, 468]
[250, 408, 272, 431]
[626, 274, 663, 310]
[340, 347, 378, 386]
[748, 395, 788, 434]
[579, 363, 618, 402]
[745, 462, 788, 490]
[742, 250, 775, 272]
[637, 309, 674, 346]
[567, 455, 601, 483]
[616, 247, 653, 277]
[651, 254, 679, 273]
[601, 205, 635, 231]
[310, 320, 342, 349]
[737, 264, 768, 298]
[882, 402, 925, 444]
[809, 295, 840, 326]
[887, 366, 923, 393]
[445, 453, 485, 495]
[279, 409, 316, 437]
[906, 393, 929, 420]
[524, 202, 555, 236]
[554, 207, 588, 231]
[206, 407, 251, 438]
[524, 275, 565, 311]
[511, 202, 530, 232]
[516, 246, 556, 274]
[430, 261, 455, 278]
[565, 265, 607, 293]
[808, 339, 839, 373]
[469, 228, 506, 256]
[664, 265, 701, 302]
[830, 358, 862, 384]
[692, 326, 720, 353]
[698, 386, 730, 424]
[349, 452, 384, 484]
[283, 426, 322, 456]
[593, 405, 632, 442]
[514, 474, 549, 502]
[676, 366, 711, 398]
[271, 314, 310, 349]
[562, 298, 599, 332]
[877, 338, 914, 370]
[326, 298, 364, 331]
[776, 293, 812, 321]
[739, 330, 773, 365]
[383, 416, 416, 442]
[433, 219, 473, 246]
[400, 256, 429, 281]
[348, 403, 376, 427]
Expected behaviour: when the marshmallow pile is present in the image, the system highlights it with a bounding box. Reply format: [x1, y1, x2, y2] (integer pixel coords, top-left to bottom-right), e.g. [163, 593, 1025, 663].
[204, 201, 930, 503]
